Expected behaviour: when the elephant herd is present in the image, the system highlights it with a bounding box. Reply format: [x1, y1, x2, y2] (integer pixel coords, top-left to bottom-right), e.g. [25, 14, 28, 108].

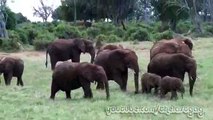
[0, 37, 197, 100]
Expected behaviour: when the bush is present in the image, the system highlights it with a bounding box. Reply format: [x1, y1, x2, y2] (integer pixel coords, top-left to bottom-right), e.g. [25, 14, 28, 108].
[54, 22, 81, 39]
[87, 27, 100, 39]
[176, 21, 192, 34]
[154, 30, 173, 41]
[15, 29, 28, 44]
[112, 28, 125, 38]
[0, 39, 21, 51]
[95, 34, 108, 42]
[124, 27, 138, 41]
[34, 31, 56, 50]
[107, 34, 121, 43]
[130, 28, 150, 41]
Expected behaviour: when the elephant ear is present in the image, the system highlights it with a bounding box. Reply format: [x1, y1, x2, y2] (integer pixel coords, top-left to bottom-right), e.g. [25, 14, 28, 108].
[183, 38, 193, 50]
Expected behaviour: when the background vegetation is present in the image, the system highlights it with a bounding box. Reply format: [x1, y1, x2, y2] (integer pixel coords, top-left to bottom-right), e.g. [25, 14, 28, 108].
[0, 0, 212, 51]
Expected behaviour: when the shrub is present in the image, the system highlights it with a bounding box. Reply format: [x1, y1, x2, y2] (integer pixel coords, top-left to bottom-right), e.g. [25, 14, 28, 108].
[154, 30, 173, 41]
[112, 28, 125, 38]
[87, 27, 100, 39]
[15, 29, 28, 44]
[124, 27, 138, 41]
[34, 31, 56, 50]
[107, 34, 121, 43]
[130, 28, 150, 41]
[54, 22, 81, 39]
[176, 21, 192, 34]
[0, 39, 21, 51]
[95, 34, 108, 42]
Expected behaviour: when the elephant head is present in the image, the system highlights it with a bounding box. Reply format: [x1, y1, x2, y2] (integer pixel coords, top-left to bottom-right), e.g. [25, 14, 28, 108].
[73, 38, 86, 53]
[80, 63, 110, 99]
[123, 49, 139, 93]
[185, 58, 197, 96]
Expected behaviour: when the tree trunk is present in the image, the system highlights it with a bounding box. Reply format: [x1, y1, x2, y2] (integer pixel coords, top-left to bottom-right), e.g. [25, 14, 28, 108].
[73, 0, 77, 24]
[192, 0, 202, 34]
[170, 19, 177, 32]
[0, 11, 8, 38]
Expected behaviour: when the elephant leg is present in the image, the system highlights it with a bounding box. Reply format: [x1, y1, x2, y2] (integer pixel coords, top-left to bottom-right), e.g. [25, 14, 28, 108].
[146, 85, 151, 93]
[160, 90, 167, 99]
[50, 55, 58, 70]
[121, 71, 128, 91]
[171, 90, 178, 100]
[96, 82, 104, 90]
[3, 73, 12, 86]
[113, 72, 125, 91]
[17, 76, 24, 86]
[189, 79, 195, 96]
[154, 86, 158, 95]
[82, 83, 93, 98]
[142, 85, 146, 93]
[65, 91, 71, 99]
[72, 54, 80, 62]
[50, 83, 59, 99]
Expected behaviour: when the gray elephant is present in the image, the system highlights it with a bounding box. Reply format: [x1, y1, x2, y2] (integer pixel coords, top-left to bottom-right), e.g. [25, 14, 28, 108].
[46, 38, 95, 70]
[50, 62, 110, 100]
[141, 73, 161, 94]
[94, 49, 139, 93]
[0, 56, 24, 86]
[160, 76, 185, 100]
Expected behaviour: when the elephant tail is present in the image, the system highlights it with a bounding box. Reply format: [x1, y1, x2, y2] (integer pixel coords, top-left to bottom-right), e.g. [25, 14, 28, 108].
[45, 50, 48, 68]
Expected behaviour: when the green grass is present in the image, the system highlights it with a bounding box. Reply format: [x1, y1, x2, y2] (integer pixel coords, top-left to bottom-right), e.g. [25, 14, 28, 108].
[0, 38, 213, 120]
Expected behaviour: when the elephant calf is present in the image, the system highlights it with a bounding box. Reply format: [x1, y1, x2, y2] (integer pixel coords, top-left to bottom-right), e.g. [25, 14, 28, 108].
[0, 56, 24, 86]
[141, 73, 161, 94]
[160, 76, 185, 100]
[50, 62, 110, 100]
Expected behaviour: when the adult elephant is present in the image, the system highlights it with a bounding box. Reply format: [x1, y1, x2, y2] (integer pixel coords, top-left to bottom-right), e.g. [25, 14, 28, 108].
[150, 38, 193, 59]
[46, 38, 95, 70]
[148, 53, 197, 96]
[50, 62, 109, 100]
[97, 44, 124, 55]
[94, 49, 139, 93]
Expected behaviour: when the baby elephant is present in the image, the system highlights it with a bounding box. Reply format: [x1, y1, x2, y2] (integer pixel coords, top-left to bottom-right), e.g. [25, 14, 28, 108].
[141, 73, 161, 94]
[50, 62, 110, 100]
[160, 76, 185, 100]
[0, 56, 24, 86]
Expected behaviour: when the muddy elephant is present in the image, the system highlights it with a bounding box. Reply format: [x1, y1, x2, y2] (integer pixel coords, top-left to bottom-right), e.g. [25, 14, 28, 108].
[46, 38, 95, 70]
[148, 53, 197, 96]
[160, 76, 185, 100]
[50, 62, 109, 100]
[97, 44, 124, 54]
[94, 49, 139, 93]
[141, 73, 161, 94]
[150, 38, 193, 59]
[0, 56, 24, 86]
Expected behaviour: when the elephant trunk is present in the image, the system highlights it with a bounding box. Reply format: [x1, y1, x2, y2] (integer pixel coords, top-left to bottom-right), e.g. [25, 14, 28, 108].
[89, 48, 95, 63]
[133, 65, 139, 94]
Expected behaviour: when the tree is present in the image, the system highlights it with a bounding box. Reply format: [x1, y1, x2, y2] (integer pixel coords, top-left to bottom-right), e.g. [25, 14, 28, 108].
[15, 13, 30, 24]
[5, 7, 16, 30]
[0, 0, 8, 38]
[151, 0, 189, 31]
[33, 0, 53, 22]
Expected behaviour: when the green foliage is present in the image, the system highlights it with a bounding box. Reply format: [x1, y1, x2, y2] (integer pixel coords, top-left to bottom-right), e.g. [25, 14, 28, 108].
[87, 27, 101, 39]
[176, 21, 192, 34]
[95, 34, 108, 42]
[107, 34, 121, 43]
[34, 31, 56, 51]
[5, 7, 17, 30]
[0, 31, 22, 51]
[154, 29, 173, 41]
[54, 23, 81, 39]
[130, 28, 150, 41]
